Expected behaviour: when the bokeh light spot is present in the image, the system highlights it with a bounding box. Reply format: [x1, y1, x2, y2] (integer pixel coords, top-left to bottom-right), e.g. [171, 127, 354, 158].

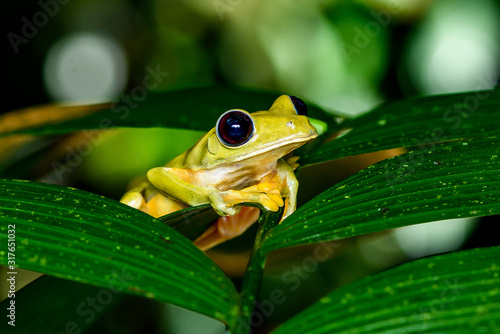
[394, 218, 476, 259]
[43, 32, 127, 103]
[405, 0, 500, 94]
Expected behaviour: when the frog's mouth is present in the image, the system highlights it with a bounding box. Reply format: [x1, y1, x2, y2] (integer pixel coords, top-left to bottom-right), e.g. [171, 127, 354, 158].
[225, 131, 318, 164]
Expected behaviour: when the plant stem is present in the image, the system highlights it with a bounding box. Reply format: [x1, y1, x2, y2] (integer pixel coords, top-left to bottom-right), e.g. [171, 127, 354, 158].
[237, 247, 266, 333]
[228, 210, 281, 334]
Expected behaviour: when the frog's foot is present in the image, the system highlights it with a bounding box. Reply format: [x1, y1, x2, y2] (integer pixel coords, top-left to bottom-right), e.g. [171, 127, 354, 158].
[194, 206, 260, 251]
[121, 183, 188, 218]
[219, 188, 283, 213]
[121, 191, 148, 211]
[146, 193, 188, 218]
[241, 184, 284, 207]
[220, 173, 286, 210]
[121, 182, 151, 213]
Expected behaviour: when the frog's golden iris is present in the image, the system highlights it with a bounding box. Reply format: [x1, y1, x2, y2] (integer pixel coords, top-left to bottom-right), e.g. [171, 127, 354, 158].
[120, 96, 318, 250]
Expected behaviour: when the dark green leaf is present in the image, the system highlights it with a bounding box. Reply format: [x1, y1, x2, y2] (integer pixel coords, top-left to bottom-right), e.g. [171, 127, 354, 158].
[272, 246, 500, 334]
[0, 87, 336, 137]
[0, 206, 221, 333]
[0, 179, 238, 324]
[303, 89, 500, 165]
[262, 137, 500, 253]
[159, 205, 217, 241]
[0, 275, 125, 333]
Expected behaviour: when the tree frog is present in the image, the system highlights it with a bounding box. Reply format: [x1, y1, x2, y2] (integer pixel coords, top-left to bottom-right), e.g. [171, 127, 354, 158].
[120, 95, 318, 250]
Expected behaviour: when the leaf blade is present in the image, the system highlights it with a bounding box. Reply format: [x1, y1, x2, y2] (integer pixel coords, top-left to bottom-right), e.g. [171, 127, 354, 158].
[271, 246, 500, 334]
[0, 87, 336, 137]
[0, 275, 126, 333]
[262, 137, 500, 253]
[303, 89, 500, 165]
[0, 179, 238, 324]
[159, 204, 217, 241]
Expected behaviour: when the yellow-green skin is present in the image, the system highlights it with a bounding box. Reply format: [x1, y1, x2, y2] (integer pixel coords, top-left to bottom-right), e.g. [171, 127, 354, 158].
[120, 95, 318, 250]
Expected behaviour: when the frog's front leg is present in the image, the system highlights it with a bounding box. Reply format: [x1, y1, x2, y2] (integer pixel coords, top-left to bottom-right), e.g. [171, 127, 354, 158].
[193, 160, 298, 250]
[192, 182, 283, 250]
[275, 159, 299, 221]
[147, 167, 282, 216]
[241, 159, 298, 221]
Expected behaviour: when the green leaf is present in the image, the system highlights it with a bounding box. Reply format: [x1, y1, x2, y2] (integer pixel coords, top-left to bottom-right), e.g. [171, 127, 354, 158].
[0, 179, 238, 325]
[0, 275, 125, 333]
[271, 246, 500, 334]
[0, 206, 220, 334]
[0, 87, 336, 137]
[303, 89, 500, 165]
[261, 137, 500, 253]
[159, 204, 217, 241]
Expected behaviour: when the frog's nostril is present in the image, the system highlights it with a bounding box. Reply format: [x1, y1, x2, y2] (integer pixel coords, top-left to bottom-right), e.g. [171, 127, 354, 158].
[286, 121, 295, 129]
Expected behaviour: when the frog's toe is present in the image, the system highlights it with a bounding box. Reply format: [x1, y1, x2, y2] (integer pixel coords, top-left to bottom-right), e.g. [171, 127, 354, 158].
[220, 189, 282, 213]
[213, 203, 238, 216]
[216, 206, 238, 216]
[267, 190, 284, 207]
[258, 194, 281, 212]
[120, 192, 146, 210]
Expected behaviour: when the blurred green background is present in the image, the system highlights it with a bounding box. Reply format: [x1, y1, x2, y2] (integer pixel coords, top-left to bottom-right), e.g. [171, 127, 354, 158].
[3, 0, 500, 333]
[5, 0, 499, 114]
[4, 0, 500, 194]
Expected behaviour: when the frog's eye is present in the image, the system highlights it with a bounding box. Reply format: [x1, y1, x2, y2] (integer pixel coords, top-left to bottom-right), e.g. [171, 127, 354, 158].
[289, 96, 308, 116]
[216, 110, 255, 147]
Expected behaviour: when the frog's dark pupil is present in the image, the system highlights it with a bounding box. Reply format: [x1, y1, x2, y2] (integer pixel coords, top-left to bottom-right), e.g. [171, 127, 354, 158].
[217, 111, 254, 146]
[289, 96, 308, 116]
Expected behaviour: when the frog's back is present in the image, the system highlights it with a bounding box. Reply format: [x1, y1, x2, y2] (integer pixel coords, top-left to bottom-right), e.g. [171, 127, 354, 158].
[165, 131, 213, 170]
